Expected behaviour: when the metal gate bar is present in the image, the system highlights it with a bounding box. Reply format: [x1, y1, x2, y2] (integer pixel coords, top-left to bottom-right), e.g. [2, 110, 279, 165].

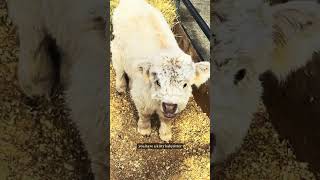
[179, 0, 210, 40]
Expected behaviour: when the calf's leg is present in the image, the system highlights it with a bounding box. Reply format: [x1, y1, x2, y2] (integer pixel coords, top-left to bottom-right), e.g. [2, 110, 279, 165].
[159, 118, 172, 142]
[111, 40, 127, 93]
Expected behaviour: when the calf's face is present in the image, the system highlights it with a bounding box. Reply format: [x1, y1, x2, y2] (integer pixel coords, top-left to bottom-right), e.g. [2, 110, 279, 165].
[211, 56, 263, 132]
[138, 54, 210, 118]
[211, 50, 270, 162]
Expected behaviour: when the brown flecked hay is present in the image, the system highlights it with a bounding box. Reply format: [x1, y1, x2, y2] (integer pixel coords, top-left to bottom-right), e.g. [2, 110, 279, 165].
[177, 156, 210, 180]
[216, 104, 316, 180]
[0, 2, 92, 179]
[174, 100, 210, 149]
[110, 65, 210, 179]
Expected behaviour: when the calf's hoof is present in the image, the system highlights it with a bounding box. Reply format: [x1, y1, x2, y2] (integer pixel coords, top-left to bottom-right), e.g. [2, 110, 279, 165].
[115, 84, 126, 94]
[159, 131, 172, 142]
[18, 41, 56, 98]
[115, 77, 127, 94]
[137, 126, 152, 136]
[18, 65, 55, 98]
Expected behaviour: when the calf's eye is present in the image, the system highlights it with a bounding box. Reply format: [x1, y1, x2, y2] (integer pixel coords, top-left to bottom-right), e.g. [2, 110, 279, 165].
[183, 83, 187, 88]
[234, 68, 246, 85]
[155, 80, 161, 87]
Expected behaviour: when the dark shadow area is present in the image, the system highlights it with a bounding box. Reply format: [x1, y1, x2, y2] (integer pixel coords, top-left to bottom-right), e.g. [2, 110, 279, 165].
[261, 54, 320, 177]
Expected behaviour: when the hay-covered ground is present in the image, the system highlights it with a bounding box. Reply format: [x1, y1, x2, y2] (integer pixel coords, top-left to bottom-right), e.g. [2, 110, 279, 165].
[0, 1, 92, 179]
[215, 104, 316, 179]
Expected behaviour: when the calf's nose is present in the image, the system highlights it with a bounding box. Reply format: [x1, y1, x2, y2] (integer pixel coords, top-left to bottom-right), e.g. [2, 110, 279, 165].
[162, 103, 177, 114]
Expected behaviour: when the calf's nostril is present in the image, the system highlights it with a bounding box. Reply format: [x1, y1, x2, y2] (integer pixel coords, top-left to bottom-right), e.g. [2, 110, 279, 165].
[162, 103, 178, 114]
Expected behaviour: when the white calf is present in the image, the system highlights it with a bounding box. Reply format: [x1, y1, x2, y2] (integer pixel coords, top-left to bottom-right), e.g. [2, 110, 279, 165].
[111, 0, 210, 142]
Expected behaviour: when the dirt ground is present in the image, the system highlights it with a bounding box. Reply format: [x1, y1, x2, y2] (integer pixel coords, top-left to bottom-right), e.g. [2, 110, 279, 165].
[0, 1, 92, 179]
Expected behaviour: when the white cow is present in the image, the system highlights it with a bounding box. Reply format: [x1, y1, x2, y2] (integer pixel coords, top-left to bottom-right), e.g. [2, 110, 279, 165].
[111, 0, 210, 142]
[212, 0, 320, 163]
[7, 0, 108, 179]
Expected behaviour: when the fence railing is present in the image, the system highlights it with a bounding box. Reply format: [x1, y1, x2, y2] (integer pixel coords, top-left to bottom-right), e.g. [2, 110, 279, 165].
[176, 0, 210, 61]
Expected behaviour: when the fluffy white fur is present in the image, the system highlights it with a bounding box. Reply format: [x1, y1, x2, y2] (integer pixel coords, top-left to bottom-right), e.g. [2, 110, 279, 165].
[7, 0, 108, 179]
[111, 0, 210, 142]
[212, 0, 320, 163]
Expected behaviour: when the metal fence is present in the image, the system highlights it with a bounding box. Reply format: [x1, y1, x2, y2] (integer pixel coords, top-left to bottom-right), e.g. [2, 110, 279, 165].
[176, 0, 210, 61]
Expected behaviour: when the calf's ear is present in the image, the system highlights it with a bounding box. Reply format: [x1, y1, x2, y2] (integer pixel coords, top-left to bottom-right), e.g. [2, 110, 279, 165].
[192, 61, 210, 87]
[137, 62, 152, 83]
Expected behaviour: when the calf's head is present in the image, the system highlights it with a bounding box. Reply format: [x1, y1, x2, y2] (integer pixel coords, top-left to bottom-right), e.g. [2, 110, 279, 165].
[138, 53, 210, 119]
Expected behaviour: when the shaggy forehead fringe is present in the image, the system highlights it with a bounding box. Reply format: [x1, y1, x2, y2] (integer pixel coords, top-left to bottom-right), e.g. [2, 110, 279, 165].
[159, 57, 194, 83]
[213, 0, 273, 66]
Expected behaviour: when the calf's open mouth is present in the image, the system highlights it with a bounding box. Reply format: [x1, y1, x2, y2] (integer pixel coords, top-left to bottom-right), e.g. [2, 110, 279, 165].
[163, 112, 176, 119]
